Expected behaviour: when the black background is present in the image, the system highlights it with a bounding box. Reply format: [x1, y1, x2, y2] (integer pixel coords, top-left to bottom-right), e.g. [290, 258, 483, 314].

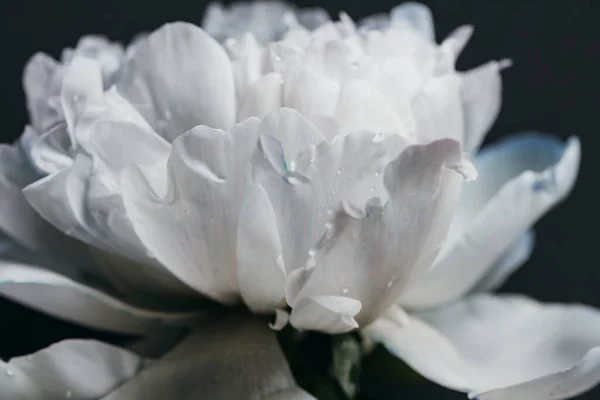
[0, 0, 599, 398]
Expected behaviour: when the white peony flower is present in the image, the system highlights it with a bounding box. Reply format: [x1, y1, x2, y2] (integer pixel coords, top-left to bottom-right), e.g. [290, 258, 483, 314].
[0, 2, 597, 400]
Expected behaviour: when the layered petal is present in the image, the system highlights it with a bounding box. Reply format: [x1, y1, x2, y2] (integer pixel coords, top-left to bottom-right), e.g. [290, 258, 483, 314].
[117, 22, 236, 141]
[122, 118, 262, 304]
[399, 133, 580, 309]
[0, 340, 146, 400]
[472, 230, 535, 292]
[103, 312, 315, 400]
[203, 1, 329, 44]
[284, 138, 475, 329]
[365, 295, 600, 400]
[0, 262, 201, 335]
[461, 60, 509, 152]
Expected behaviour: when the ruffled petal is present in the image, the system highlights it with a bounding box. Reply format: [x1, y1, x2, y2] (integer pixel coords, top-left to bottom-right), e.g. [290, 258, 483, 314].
[399, 133, 580, 309]
[286, 138, 475, 326]
[122, 118, 261, 304]
[117, 22, 236, 141]
[203, 1, 329, 44]
[365, 295, 600, 400]
[103, 312, 315, 399]
[0, 339, 145, 399]
[0, 262, 200, 335]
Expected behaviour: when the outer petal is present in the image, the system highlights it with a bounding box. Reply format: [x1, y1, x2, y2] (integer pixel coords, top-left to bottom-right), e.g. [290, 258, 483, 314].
[122, 118, 261, 304]
[471, 230, 535, 292]
[22, 52, 62, 132]
[0, 262, 201, 335]
[399, 134, 580, 309]
[237, 184, 286, 313]
[286, 139, 475, 327]
[202, 1, 329, 44]
[103, 312, 315, 400]
[117, 22, 236, 141]
[461, 60, 508, 152]
[0, 340, 146, 400]
[365, 295, 600, 400]
[389, 2, 435, 41]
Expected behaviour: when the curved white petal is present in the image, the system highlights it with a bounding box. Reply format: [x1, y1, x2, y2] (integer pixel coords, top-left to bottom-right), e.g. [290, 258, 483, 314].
[237, 73, 284, 121]
[360, 2, 435, 42]
[203, 1, 329, 44]
[462, 60, 508, 152]
[289, 295, 361, 334]
[389, 2, 435, 41]
[0, 339, 146, 400]
[103, 312, 314, 399]
[412, 74, 463, 143]
[367, 295, 600, 400]
[117, 22, 236, 141]
[253, 128, 408, 284]
[237, 184, 286, 313]
[286, 139, 474, 326]
[399, 134, 580, 309]
[334, 80, 409, 136]
[0, 262, 200, 335]
[29, 123, 73, 175]
[22, 52, 62, 133]
[0, 139, 91, 262]
[472, 230, 535, 292]
[122, 118, 261, 304]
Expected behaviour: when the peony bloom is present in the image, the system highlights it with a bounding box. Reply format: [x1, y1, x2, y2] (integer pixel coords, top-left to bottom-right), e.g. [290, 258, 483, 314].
[0, 2, 597, 400]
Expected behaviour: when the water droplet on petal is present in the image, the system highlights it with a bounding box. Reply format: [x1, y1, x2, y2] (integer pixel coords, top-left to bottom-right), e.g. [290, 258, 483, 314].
[183, 208, 190, 215]
[342, 287, 349, 294]
[370, 187, 375, 192]
[387, 281, 393, 288]
[336, 169, 342, 175]
[5, 368, 14, 377]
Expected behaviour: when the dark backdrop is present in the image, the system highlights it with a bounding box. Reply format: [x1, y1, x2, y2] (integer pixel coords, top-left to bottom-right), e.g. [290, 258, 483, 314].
[1, 0, 599, 399]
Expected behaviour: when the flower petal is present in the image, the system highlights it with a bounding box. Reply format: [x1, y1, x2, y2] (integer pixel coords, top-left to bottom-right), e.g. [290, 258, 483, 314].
[368, 295, 600, 400]
[412, 74, 463, 143]
[122, 118, 261, 304]
[286, 139, 474, 326]
[471, 230, 535, 292]
[22, 52, 62, 132]
[103, 312, 314, 399]
[237, 73, 284, 121]
[0, 262, 200, 335]
[399, 133, 580, 309]
[203, 1, 329, 44]
[117, 22, 236, 141]
[237, 183, 286, 313]
[253, 129, 407, 282]
[0, 339, 146, 399]
[389, 2, 435, 41]
[289, 295, 361, 334]
[462, 60, 508, 152]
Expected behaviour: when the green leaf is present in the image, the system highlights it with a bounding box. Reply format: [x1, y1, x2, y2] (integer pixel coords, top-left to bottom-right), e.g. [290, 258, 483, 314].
[332, 334, 362, 398]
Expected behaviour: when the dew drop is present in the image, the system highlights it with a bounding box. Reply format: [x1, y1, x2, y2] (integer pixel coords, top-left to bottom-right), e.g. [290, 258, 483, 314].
[342, 287, 349, 294]
[183, 208, 190, 215]
[387, 281, 393, 288]
[336, 169, 342, 175]
[332, 189, 337, 195]
[370, 187, 375, 192]
[225, 38, 237, 47]
[5, 368, 14, 377]
[273, 54, 282, 62]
